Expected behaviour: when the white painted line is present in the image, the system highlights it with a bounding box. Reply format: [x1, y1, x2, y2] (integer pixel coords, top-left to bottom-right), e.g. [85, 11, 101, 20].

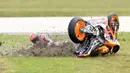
[0, 16, 130, 33]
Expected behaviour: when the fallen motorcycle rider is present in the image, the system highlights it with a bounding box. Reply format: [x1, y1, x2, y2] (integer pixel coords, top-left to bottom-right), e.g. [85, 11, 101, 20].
[29, 32, 70, 48]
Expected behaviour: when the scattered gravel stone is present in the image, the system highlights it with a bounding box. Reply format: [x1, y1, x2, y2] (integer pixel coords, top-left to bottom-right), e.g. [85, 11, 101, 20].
[0, 41, 77, 57]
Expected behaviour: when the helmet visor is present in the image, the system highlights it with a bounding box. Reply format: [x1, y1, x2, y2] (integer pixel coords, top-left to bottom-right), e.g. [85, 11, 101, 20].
[31, 36, 39, 44]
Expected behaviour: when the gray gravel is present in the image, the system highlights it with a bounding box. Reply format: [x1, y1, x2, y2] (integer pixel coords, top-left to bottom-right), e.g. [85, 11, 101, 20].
[0, 41, 77, 57]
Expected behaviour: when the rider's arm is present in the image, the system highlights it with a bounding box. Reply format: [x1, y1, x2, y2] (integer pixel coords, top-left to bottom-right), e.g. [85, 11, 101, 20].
[32, 44, 36, 48]
[43, 34, 53, 42]
[42, 34, 54, 47]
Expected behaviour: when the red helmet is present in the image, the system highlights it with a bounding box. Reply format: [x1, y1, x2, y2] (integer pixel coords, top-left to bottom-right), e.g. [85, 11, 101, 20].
[29, 32, 39, 43]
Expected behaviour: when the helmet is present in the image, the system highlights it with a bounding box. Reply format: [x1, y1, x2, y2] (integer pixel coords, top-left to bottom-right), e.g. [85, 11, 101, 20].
[29, 32, 39, 43]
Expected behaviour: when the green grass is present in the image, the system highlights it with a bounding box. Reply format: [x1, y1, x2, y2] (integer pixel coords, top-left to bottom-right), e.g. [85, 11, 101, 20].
[5, 56, 130, 73]
[0, 34, 31, 50]
[0, 57, 7, 73]
[0, 0, 130, 16]
[0, 32, 129, 73]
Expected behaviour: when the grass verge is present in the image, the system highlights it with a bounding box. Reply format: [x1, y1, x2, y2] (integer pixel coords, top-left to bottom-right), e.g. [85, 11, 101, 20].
[0, 32, 129, 73]
[0, 0, 130, 16]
